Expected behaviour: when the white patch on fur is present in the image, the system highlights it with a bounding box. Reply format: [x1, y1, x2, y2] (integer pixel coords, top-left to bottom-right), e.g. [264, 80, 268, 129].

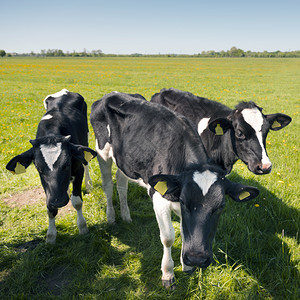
[40, 143, 62, 171]
[96, 139, 114, 162]
[242, 108, 272, 166]
[46, 209, 57, 244]
[152, 191, 176, 281]
[193, 170, 217, 196]
[197, 117, 210, 135]
[71, 195, 82, 208]
[44, 89, 69, 109]
[41, 114, 53, 120]
[107, 124, 111, 138]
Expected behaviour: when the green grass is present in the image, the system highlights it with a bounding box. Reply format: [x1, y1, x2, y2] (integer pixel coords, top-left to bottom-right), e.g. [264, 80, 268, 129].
[0, 57, 299, 299]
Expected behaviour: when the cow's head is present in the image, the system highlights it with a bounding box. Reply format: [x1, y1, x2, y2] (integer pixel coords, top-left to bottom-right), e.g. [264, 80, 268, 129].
[6, 135, 97, 210]
[149, 165, 258, 268]
[208, 102, 291, 175]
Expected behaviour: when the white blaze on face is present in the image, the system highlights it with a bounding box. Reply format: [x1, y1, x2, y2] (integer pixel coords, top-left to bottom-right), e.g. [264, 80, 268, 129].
[193, 170, 218, 196]
[241, 108, 272, 167]
[197, 117, 210, 135]
[43, 89, 69, 109]
[40, 143, 62, 171]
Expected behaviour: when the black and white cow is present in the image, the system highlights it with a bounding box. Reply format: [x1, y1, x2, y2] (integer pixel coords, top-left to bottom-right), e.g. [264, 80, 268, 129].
[6, 89, 97, 244]
[151, 88, 292, 174]
[90, 92, 259, 289]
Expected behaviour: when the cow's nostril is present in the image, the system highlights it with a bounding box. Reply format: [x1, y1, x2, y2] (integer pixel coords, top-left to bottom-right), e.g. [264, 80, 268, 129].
[262, 163, 272, 173]
[255, 163, 272, 174]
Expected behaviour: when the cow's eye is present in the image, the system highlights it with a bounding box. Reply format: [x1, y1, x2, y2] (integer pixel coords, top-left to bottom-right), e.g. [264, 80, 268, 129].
[235, 130, 245, 139]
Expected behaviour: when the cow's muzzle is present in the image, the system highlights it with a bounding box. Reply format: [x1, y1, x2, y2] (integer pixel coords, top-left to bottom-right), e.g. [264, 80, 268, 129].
[48, 194, 69, 209]
[252, 162, 272, 175]
[183, 251, 212, 268]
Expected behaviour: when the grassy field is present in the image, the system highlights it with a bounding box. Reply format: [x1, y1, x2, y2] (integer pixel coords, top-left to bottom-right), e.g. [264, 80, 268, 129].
[0, 57, 299, 299]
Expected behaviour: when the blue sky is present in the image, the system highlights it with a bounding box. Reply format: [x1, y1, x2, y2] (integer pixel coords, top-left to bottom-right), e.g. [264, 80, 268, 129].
[1, 0, 299, 54]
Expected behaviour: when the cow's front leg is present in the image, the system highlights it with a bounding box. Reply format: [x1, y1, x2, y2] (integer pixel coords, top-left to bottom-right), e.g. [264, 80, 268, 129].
[72, 167, 88, 235]
[71, 195, 88, 234]
[116, 169, 131, 223]
[153, 192, 176, 290]
[46, 208, 57, 244]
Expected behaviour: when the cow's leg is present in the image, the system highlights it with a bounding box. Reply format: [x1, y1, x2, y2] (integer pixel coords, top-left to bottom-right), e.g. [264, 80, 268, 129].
[84, 164, 93, 193]
[116, 169, 131, 223]
[46, 208, 58, 244]
[152, 192, 176, 290]
[72, 166, 88, 235]
[97, 155, 115, 224]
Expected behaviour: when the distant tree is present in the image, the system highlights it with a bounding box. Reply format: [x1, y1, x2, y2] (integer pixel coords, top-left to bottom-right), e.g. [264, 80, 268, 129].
[91, 50, 103, 56]
[0, 50, 6, 57]
[228, 47, 245, 57]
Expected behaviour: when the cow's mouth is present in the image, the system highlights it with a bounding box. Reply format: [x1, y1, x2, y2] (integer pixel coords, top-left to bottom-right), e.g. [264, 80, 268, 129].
[183, 252, 212, 268]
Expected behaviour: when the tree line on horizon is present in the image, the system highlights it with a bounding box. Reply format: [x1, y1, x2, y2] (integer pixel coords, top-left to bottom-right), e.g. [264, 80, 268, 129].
[1, 47, 300, 58]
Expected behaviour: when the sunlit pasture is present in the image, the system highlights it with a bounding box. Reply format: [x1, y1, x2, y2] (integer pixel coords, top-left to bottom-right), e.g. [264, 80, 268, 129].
[0, 57, 299, 299]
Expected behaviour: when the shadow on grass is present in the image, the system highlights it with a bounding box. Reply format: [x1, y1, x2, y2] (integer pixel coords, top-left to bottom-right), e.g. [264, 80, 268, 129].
[104, 173, 300, 298]
[0, 172, 299, 299]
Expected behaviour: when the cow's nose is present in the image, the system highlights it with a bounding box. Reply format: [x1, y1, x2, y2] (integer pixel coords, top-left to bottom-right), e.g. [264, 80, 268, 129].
[255, 162, 272, 174]
[183, 252, 212, 268]
[48, 195, 69, 208]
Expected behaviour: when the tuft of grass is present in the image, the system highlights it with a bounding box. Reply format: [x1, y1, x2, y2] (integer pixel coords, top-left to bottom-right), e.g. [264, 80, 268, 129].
[0, 57, 299, 299]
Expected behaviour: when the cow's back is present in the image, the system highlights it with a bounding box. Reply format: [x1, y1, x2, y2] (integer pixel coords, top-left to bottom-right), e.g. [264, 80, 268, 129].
[151, 88, 231, 123]
[91, 92, 208, 181]
[40, 91, 89, 146]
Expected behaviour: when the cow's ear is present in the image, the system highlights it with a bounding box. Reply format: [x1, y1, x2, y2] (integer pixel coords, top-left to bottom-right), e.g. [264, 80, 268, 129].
[223, 178, 259, 202]
[148, 174, 180, 197]
[208, 118, 232, 136]
[6, 148, 34, 175]
[70, 144, 97, 165]
[266, 113, 292, 131]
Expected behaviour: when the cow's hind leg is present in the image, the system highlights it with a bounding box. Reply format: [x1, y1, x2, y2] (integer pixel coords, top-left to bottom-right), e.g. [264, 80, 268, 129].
[84, 164, 93, 193]
[116, 169, 131, 223]
[46, 208, 58, 244]
[72, 166, 88, 234]
[152, 192, 176, 290]
[97, 155, 115, 224]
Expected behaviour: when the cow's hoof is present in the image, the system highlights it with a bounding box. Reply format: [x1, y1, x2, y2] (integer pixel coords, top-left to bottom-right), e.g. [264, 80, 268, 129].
[162, 277, 176, 290]
[122, 215, 132, 223]
[107, 210, 116, 225]
[79, 225, 89, 235]
[184, 268, 195, 275]
[46, 234, 56, 244]
[107, 218, 116, 225]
